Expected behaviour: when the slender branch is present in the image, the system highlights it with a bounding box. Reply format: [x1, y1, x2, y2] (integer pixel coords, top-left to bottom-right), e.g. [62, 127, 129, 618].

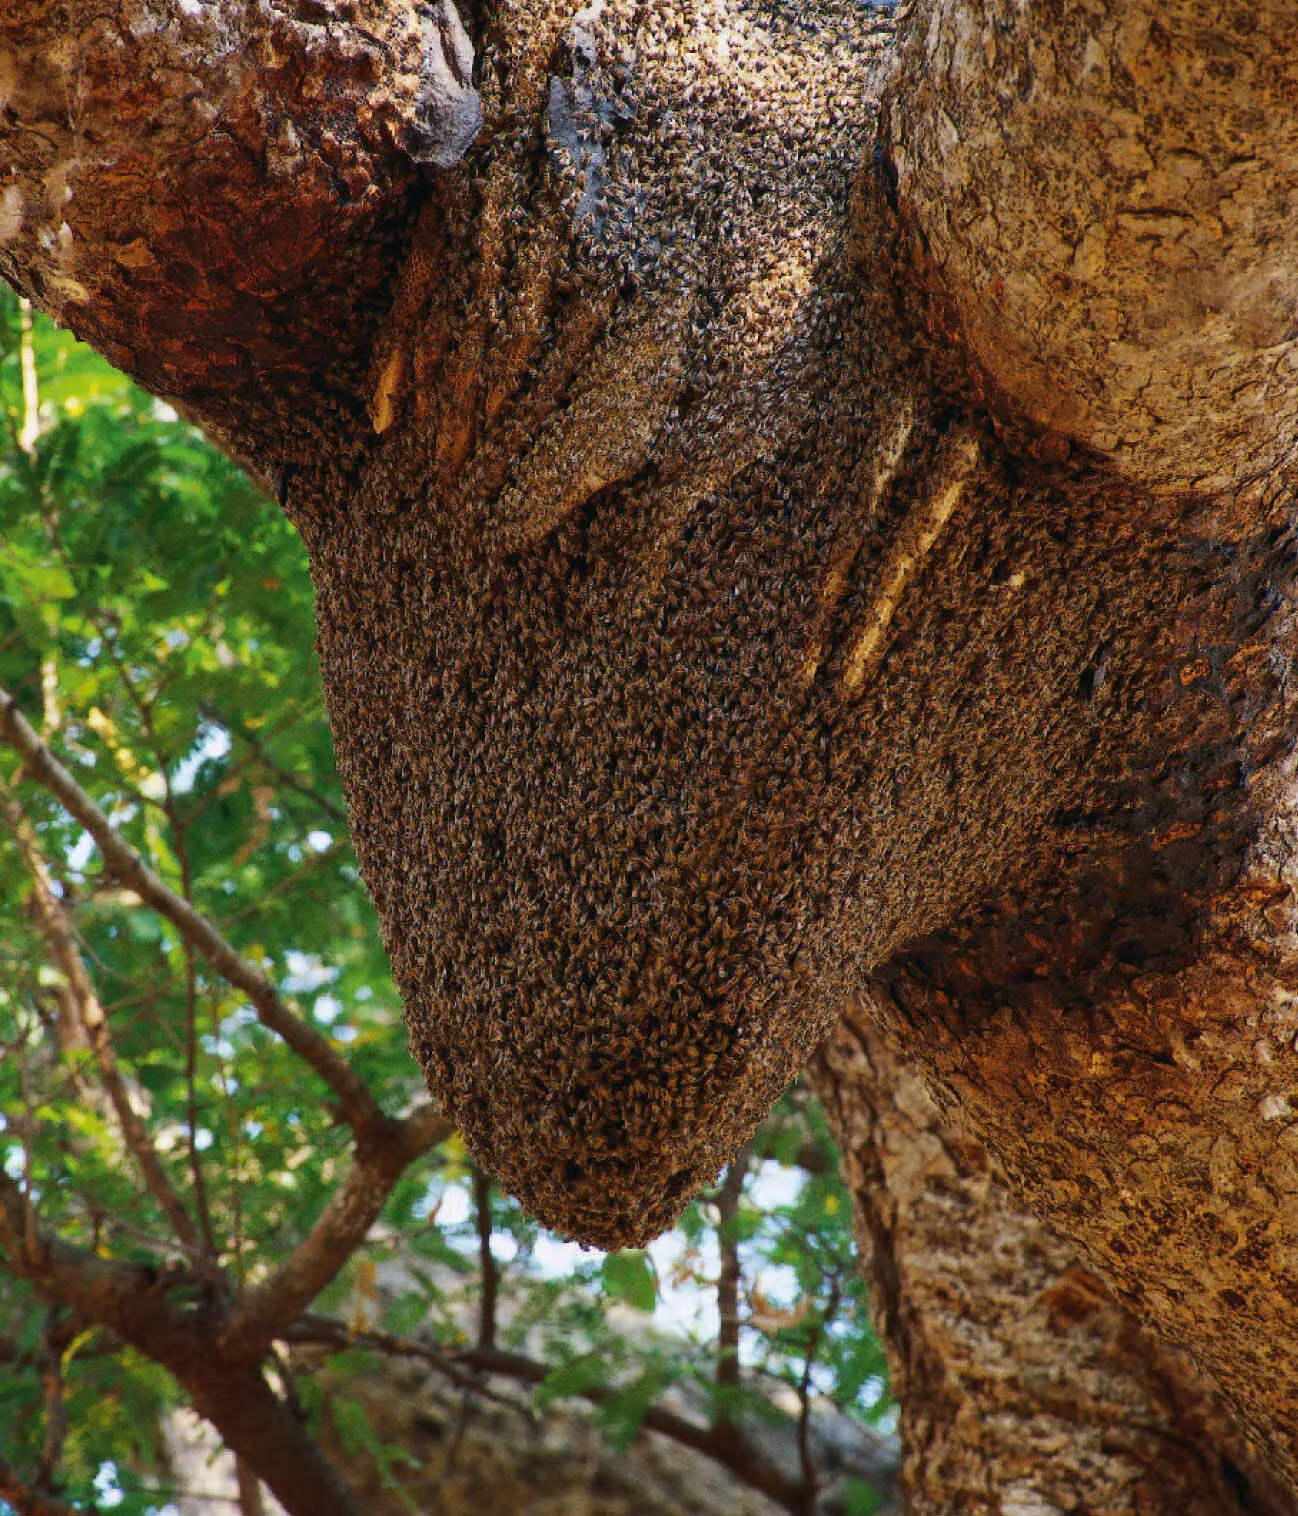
[796, 1350, 815, 1501]
[473, 1166, 498, 1351]
[68, 1186, 215, 1268]
[1, 791, 205, 1256]
[280, 1317, 811, 1514]
[221, 1105, 452, 1356]
[0, 687, 384, 1139]
[795, 1282, 836, 1508]
[284, 1315, 529, 1412]
[34, 1309, 69, 1494]
[235, 729, 348, 826]
[158, 757, 219, 1260]
[93, 621, 215, 1254]
[182, 943, 217, 1257]
[714, 1143, 752, 1432]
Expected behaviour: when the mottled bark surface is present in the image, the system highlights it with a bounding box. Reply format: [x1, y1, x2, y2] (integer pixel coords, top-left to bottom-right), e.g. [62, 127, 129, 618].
[811, 1016, 1294, 1516]
[0, 0, 478, 464]
[889, 0, 1298, 495]
[8, 0, 1298, 1497]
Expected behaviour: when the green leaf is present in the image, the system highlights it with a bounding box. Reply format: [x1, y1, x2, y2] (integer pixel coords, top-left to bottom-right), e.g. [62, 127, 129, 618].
[843, 1476, 884, 1516]
[600, 1251, 657, 1312]
[535, 1353, 610, 1406]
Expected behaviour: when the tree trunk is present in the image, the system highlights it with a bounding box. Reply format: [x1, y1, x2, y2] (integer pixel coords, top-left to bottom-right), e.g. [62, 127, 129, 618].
[810, 1013, 1294, 1516]
[9, 0, 1298, 1495]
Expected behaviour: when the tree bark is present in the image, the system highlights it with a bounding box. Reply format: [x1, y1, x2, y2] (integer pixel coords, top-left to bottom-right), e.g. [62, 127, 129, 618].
[8, 0, 1298, 1495]
[888, 0, 1298, 497]
[810, 1014, 1295, 1516]
[0, 0, 478, 467]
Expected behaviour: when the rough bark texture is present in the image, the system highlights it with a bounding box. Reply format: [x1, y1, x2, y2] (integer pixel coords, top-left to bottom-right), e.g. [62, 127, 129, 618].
[811, 1016, 1296, 1516]
[889, 0, 1298, 495]
[9, 0, 1298, 1496]
[0, 0, 479, 466]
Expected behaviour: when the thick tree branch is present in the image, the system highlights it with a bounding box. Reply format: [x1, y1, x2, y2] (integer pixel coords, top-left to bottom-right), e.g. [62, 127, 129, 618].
[0, 1171, 359, 1516]
[0, 0, 481, 467]
[0, 1171, 188, 1344]
[889, 0, 1298, 495]
[185, 1363, 361, 1516]
[0, 687, 387, 1141]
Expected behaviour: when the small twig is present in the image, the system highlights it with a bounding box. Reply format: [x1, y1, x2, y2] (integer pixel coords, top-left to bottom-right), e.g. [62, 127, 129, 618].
[238, 731, 347, 825]
[0, 687, 384, 1140]
[473, 1166, 498, 1352]
[69, 1190, 213, 1267]
[216, 836, 347, 931]
[281, 1315, 529, 1414]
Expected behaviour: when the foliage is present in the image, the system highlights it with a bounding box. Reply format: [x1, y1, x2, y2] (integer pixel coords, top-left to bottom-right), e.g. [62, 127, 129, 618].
[0, 290, 889, 1514]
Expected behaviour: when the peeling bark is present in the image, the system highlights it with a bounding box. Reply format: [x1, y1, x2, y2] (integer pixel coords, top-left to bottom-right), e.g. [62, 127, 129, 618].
[810, 1017, 1295, 1516]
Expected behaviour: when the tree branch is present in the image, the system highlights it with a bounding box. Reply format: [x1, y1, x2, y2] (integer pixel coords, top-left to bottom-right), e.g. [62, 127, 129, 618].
[281, 1317, 813, 1515]
[1, 788, 206, 1257]
[0, 688, 386, 1141]
[221, 1106, 452, 1356]
[714, 1143, 751, 1435]
[0, 1455, 90, 1516]
[235, 1459, 267, 1516]
[0, 0, 479, 465]
[0, 1172, 360, 1516]
[0, 1170, 197, 1356]
[34, 1309, 69, 1494]
[889, 0, 1298, 493]
[473, 1166, 498, 1352]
